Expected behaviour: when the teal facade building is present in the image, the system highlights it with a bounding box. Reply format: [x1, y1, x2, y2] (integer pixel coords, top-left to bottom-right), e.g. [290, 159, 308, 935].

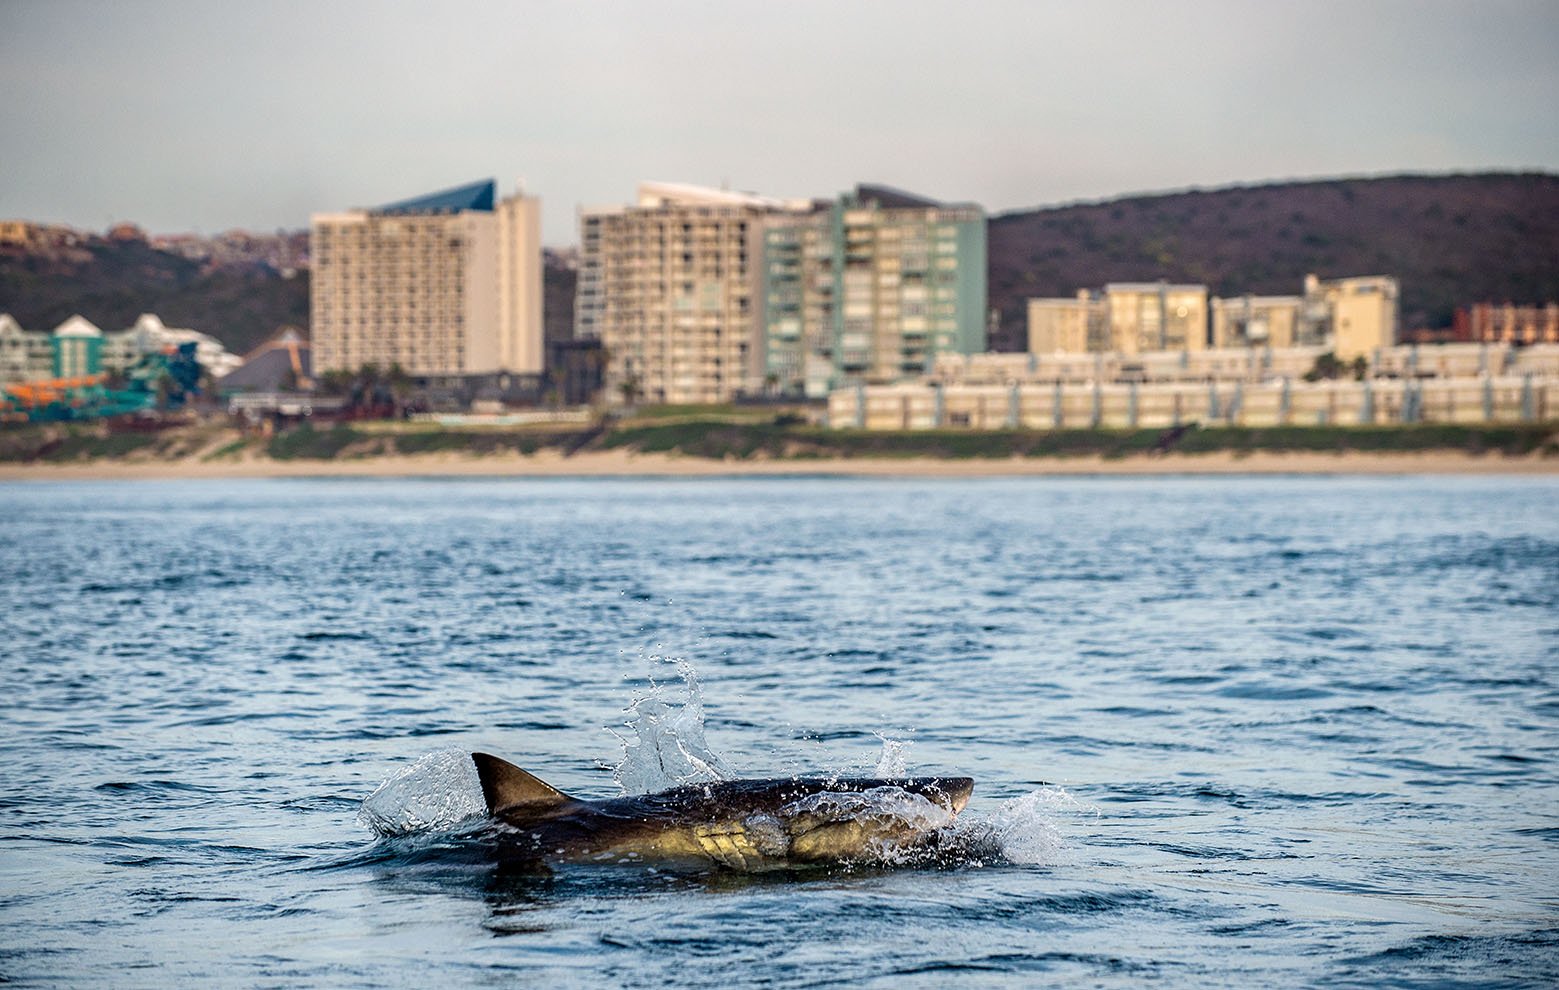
[762, 185, 986, 398]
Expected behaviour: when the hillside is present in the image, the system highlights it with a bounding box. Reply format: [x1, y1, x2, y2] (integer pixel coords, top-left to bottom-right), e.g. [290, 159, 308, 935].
[986, 172, 1559, 351]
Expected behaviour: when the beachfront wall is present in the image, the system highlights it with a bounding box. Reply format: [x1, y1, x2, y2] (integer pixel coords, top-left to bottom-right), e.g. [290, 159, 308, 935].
[932, 343, 1559, 386]
[827, 376, 1557, 430]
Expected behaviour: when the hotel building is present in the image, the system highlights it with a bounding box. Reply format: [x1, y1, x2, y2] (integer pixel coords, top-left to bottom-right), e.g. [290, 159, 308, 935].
[1026, 291, 1108, 355]
[310, 179, 542, 378]
[575, 182, 804, 405]
[761, 186, 986, 397]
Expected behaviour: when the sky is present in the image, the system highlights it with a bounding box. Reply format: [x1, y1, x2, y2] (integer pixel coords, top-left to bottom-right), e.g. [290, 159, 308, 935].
[2, 0, 1556, 246]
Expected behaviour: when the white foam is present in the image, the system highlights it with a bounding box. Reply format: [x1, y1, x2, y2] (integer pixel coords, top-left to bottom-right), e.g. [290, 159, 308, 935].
[986, 787, 1078, 865]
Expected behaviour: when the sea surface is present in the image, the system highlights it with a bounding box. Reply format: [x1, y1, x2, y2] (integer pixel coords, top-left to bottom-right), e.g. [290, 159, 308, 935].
[1, 475, 1556, 988]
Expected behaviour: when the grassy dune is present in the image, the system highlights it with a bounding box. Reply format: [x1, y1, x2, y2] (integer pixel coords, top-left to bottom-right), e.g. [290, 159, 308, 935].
[3, 417, 1555, 465]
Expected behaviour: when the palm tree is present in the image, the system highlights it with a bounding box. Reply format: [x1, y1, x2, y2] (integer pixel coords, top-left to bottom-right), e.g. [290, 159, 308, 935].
[618, 374, 641, 408]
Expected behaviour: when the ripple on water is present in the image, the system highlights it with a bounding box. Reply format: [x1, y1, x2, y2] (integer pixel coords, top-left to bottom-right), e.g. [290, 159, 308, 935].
[1331, 928, 1559, 987]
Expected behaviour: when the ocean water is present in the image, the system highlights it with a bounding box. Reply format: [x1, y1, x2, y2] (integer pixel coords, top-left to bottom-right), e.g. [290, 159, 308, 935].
[1, 475, 1556, 988]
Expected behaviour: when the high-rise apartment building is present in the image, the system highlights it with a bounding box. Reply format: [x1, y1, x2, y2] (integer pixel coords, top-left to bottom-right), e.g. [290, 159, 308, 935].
[311, 179, 542, 378]
[575, 182, 802, 405]
[761, 186, 986, 397]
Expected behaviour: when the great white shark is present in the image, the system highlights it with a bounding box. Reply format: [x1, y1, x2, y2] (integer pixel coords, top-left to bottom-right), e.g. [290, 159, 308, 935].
[471, 752, 975, 871]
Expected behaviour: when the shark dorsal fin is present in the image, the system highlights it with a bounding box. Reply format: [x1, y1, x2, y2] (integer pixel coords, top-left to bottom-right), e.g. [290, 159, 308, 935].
[471, 752, 572, 814]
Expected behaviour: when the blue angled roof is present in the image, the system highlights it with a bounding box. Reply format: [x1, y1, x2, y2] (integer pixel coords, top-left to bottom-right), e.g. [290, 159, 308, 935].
[375, 179, 495, 215]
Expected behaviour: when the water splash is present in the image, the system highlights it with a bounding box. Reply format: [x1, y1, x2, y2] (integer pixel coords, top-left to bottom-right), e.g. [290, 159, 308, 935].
[610, 660, 731, 795]
[357, 749, 486, 837]
[933, 786, 1088, 867]
[985, 787, 1081, 865]
[873, 734, 911, 777]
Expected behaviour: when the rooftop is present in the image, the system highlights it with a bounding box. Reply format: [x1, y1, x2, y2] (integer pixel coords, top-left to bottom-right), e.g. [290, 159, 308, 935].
[853, 184, 944, 209]
[849, 184, 983, 213]
[635, 181, 792, 210]
[1105, 282, 1209, 293]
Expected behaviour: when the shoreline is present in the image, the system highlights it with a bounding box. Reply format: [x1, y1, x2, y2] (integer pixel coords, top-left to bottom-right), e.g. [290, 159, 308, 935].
[1, 448, 1555, 481]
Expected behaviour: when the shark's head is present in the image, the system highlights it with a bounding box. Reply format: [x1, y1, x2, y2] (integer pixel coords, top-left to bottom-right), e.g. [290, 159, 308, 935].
[889, 776, 974, 816]
[774, 776, 976, 863]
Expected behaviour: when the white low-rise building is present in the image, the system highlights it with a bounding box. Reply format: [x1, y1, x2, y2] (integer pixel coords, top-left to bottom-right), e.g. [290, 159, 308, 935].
[0, 312, 241, 384]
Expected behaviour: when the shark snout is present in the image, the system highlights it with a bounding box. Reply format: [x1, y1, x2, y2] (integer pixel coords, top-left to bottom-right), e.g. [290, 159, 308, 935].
[938, 777, 974, 815]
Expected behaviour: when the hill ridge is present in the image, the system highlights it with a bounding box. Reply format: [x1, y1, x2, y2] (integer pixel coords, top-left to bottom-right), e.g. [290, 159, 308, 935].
[990, 169, 1556, 219]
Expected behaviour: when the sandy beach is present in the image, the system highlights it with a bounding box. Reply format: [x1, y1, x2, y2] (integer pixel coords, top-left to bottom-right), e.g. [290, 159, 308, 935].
[1, 448, 1554, 481]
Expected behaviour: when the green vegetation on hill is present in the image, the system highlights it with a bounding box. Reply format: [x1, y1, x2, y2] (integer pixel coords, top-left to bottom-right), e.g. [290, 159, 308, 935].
[987, 172, 1559, 350]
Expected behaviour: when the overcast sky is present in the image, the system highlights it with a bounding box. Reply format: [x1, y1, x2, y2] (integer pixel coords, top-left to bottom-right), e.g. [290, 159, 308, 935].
[2, 0, 1555, 245]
